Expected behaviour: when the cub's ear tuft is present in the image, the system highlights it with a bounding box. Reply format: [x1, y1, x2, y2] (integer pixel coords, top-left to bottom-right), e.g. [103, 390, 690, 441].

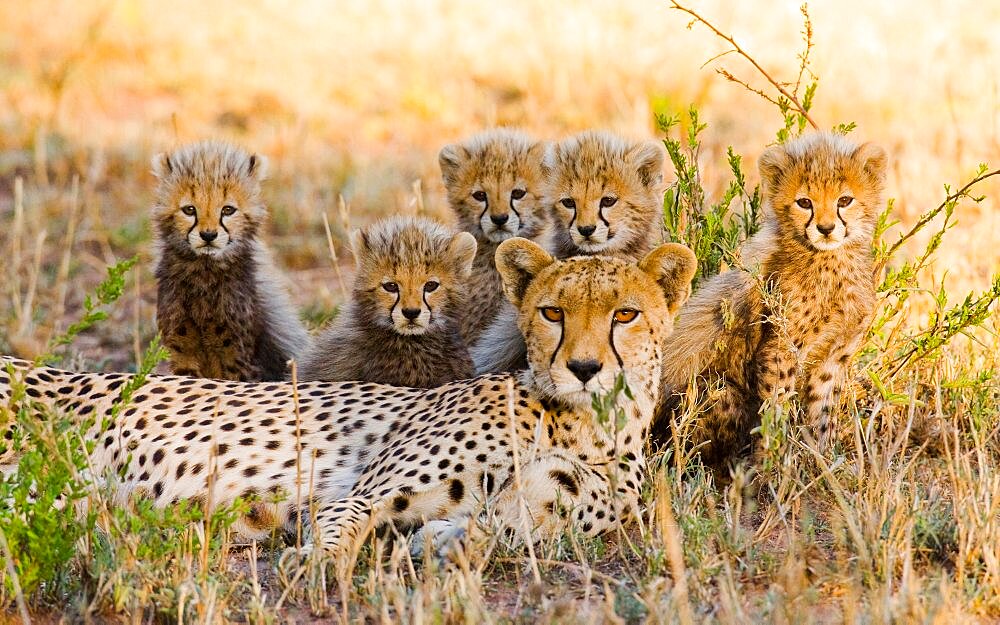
[528, 140, 550, 176]
[639, 243, 698, 314]
[438, 143, 470, 187]
[853, 142, 888, 185]
[758, 145, 791, 192]
[495, 237, 555, 307]
[247, 154, 269, 181]
[448, 231, 478, 280]
[151, 152, 173, 179]
[348, 229, 370, 268]
[626, 141, 665, 188]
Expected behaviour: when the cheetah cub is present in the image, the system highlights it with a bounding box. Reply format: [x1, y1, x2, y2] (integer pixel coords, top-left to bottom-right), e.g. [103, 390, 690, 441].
[653, 132, 887, 464]
[547, 130, 666, 260]
[439, 128, 550, 345]
[152, 141, 309, 382]
[298, 217, 477, 387]
[472, 130, 667, 373]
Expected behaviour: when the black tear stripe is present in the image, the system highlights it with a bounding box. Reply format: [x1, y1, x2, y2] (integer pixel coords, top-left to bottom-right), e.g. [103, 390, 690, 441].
[568, 206, 577, 230]
[609, 322, 624, 368]
[509, 197, 521, 222]
[219, 214, 230, 236]
[186, 213, 199, 239]
[549, 317, 565, 367]
[478, 195, 490, 224]
[803, 206, 814, 240]
[837, 206, 847, 228]
[597, 205, 611, 229]
[388, 291, 401, 324]
[421, 290, 432, 323]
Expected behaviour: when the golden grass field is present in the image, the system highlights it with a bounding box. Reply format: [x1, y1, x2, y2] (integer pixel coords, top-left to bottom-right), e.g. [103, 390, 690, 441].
[1, 0, 999, 622]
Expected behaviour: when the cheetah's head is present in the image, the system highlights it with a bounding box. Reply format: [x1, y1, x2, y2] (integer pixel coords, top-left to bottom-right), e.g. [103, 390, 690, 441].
[759, 132, 887, 252]
[496, 237, 696, 408]
[351, 217, 476, 336]
[439, 129, 550, 245]
[151, 140, 268, 260]
[549, 131, 664, 255]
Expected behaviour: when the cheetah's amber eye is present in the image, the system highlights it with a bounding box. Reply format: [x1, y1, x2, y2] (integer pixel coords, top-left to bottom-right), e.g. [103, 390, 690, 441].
[837, 196, 854, 208]
[181, 205, 196, 216]
[511, 189, 526, 200]
[795, 198, 813, 210]
[600, 196, 618, 208]
[560, 198, 576, 209]
[382, 282, 399, 293]
[424, 281, 439, 293]
[221, 205, 237, 217]
[540, 306, 564, 322]
[613, 309, 639, 324]
[472, 190, 487, 202]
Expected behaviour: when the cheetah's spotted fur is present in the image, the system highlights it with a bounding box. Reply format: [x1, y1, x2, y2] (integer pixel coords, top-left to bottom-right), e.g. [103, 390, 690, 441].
[1, 239, 696, 561]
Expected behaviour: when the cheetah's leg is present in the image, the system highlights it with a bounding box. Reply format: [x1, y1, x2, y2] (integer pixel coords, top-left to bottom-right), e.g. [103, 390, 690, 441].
[299, 496, 378, 564]
[755, 331, 800, 407]
[481, 451, 643, 545]
[803, 332, 863, 451]
[695, 378, 756, 466]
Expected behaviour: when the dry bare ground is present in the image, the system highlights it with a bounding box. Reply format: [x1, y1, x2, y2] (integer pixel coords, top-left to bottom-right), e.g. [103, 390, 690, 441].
[0, 0, 998, 622]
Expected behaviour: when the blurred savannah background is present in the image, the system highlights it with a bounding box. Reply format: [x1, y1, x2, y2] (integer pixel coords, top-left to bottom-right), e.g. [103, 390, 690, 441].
[2, 1, 1000, 622]
[2, 0, 997, 367]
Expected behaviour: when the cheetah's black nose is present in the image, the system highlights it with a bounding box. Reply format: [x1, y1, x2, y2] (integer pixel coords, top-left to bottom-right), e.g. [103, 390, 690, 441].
[577, 225, 597, 238]
[566, 359, 602, 384]
[816, 223, 835, 236]
[490, 213, 509, 226]
[200, 230, 219, 242]
[402, 307, 421, 320]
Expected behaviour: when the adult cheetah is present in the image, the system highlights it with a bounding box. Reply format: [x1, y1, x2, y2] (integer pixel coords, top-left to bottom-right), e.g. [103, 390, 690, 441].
[0, 239, 696, 561]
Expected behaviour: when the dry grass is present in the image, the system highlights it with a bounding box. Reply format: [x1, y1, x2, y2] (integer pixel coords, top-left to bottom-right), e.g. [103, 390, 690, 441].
[0, 0, 999, 622]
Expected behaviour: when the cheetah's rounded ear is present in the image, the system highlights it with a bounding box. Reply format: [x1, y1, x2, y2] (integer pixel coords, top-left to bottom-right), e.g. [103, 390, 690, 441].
[495, 238, 555, 308]
[348, 229, 370, 268]
[247, 154, 269, 181]
[151, 152, 172, 179]
[448, 231, 478, 280]
[528, 141, 551, 176]
[758, 145, 791, 192]
[853, 142, 888, 185]
[639, 243, 698, 315]
[438, 143, 470, 186]
[626, 141, 665, 188]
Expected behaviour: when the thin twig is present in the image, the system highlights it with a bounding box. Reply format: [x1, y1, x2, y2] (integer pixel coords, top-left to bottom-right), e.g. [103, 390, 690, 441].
[880, 168, 1000, 269]
[670, 0, 819, 129]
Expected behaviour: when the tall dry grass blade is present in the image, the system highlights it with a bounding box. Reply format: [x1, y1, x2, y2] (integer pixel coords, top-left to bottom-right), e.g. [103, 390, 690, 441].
[322, 209, 350, 301]
[48, 174, 82, 344]
[655, 471, 694, 625]
[9, 176, 25, 315]
[505, 377, 542, 584]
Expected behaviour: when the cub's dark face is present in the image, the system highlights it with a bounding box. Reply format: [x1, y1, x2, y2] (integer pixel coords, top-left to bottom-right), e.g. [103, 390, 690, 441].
[759, 135, 887, 252]
[352, 229, 477, 336]
[495, 238, 696, 408]
[439, 131, 549, 245]
[151, 149, 268, 259]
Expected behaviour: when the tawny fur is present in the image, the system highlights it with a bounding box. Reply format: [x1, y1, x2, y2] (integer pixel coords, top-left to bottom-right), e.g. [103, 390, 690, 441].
[471, 130, 667, 374]
[651, 132, 888, 465]
[152, 141, 308, 382]
[0, 240, 696, 563]
[297, 217, 477, 387]
[439, 129, 551, 345]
